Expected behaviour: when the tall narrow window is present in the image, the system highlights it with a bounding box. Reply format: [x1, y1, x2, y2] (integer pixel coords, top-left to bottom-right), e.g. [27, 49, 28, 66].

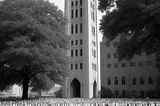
[71, 25, 74, 34]
[76, 24, 78, 33]
[71, 50, 73, 57]
[92, 26, 95, 36]
[71, 64, 73, 70]
[75, 63, 78, 69]
[93, 12, 95, 21]
[80, 49, 83, 56]
[75, 40, 78, 45]
[71, 10, 74, 18]
[107, 54, 110, 58]
[80, 8, 82, 17]
[80, 23, 83, 33]
[76, 1, 78, 6]
[140, 77, 144, 84]
[80, 39, 82, 45]
[76, 9, 78, 18]
[107, 77, 111, 85]
[75, 49, 78, 56]
[148, 76, 153, 84]
[107, 64, 111, 68]
[133, 78, 136, 85]
[71, 41, 73, 45]
[80, 63, 83, 69]
[122, 76, 125, 85]
[71, 2, 74, 7]
[80, 0, 82, 5]
[114, 77, 118, 85]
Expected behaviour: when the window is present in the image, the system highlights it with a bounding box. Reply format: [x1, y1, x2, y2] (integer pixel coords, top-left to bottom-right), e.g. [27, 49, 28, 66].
[139, 62, 143, 66]
[93, 12, 95, 21]
[114, 53, 117, 58]
[71, 41, 73, 45]
[80, 39, 82, 45]
[133, 78, 136, 85]
[107, 54, 110, 58]
[75, 49, 78, 56]
[71, 10, 74, 18]
[80, 23, 83, 33]
[148, 76, 153, 85]
[122, 76, 125, 85]
[140, 77, 144, 84]
[92, 26, 95, 36]
[80, 8, 82, 17]
[114, 77, 118, 85]
[107, 64, 111, 68]
[80, 49, 83, 56]
[75, 24, 78, 33]
[80, 0, 82, 5]
[76, 1, 78, 6]
[80, 63, 83, 69]
[75, 63, 78, 69]
[92, 49, 96, 58]
[71, 2, 74, 7]
[71, 25, 74, 34]
[92, 63, 96, 71]
[121, 63, 126, 67]
[114, 63, 118, 68]
[71, 50, 73, 57]
[130, 62, 135, 67]
[71, 64, 73, 70]
[76, 9, 78, 17]
[107, 77, 111, 85]
[75, 40, 78, 45]
[92, 41, 96, 46]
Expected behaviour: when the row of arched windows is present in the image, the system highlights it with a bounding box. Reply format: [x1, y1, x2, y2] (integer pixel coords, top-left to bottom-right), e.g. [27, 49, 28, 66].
[107, 76, 154, 85]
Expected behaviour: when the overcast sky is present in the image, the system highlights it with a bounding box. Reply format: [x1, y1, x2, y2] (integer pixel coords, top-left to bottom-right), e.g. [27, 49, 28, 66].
[48, 0, 103, 41]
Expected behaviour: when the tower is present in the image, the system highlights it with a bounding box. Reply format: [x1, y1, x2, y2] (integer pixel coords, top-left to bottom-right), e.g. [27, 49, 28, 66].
[63, 0, 101, 98]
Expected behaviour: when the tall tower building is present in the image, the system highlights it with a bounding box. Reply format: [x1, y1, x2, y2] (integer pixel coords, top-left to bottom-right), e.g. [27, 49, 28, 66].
[63, 0, 101, 98]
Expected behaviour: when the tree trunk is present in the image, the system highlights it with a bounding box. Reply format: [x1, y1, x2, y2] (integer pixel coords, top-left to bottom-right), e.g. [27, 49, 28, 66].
[22, 77, 29, 100]
[21, 66, 30, 100]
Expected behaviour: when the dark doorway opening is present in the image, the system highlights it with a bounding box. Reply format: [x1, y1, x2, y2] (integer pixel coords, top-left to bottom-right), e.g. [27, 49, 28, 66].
[70, 78, 81, 98]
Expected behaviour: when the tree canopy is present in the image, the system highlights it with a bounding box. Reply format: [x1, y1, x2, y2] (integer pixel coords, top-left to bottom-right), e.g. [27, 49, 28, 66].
[99, 0, 160, 61]
[0, 0, 69, 99]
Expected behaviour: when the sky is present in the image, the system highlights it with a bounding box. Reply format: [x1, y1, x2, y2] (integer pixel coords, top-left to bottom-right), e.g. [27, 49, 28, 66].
[48, 0, 103, 41]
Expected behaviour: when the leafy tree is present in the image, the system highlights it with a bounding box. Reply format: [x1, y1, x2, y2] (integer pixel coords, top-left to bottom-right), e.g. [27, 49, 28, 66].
[0, 0, 69, 99]
[99, 0, 160, 60]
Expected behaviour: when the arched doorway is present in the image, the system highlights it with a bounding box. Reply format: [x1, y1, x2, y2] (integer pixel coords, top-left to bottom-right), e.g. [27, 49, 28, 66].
[93, 81, 97, 98]
[70, 78, 81, 98]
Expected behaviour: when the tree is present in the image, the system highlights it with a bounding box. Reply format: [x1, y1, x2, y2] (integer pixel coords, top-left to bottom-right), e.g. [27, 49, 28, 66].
[99, 0, 160, 61]
[0, 0, 69, 100]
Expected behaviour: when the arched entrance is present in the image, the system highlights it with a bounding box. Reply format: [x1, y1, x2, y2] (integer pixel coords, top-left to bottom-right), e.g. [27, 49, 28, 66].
[93, 81, 97, 98]
[70, 78, 81, 98]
